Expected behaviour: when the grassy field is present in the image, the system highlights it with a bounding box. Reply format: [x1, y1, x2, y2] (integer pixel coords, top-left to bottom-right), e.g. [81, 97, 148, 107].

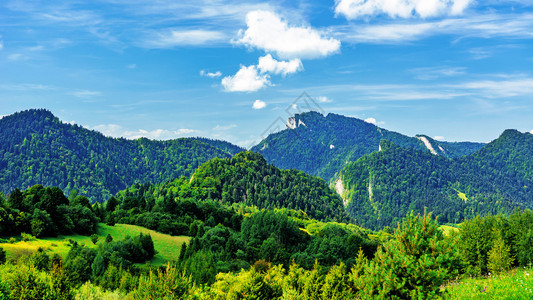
[0, 223, 190, 266]
[446, 268, 533, 299]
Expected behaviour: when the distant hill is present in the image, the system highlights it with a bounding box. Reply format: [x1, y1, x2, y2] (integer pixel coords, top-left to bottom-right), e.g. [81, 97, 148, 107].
[190, 137, 245, 156]
[251, 112, 484, 181]
[0, 109, 239, 202]
[114, 151, 350, 223]
[337, 130, 533, 229]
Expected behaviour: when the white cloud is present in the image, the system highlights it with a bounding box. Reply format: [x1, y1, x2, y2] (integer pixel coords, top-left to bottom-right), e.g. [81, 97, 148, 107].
[453, 78, 533, 98]
[410, 66, 467, 80]
[530, 130, 533, 134]
[337, 13, 533, 44]
[127, 64, 137, 69]
[93, 124, 197, 140]
[70, 90, 101, 98]
[257, 54, 303, 76]
[316, 96, 333, 103]
[221, 65, 270, 92]
[213, 124, 237, 131]
[335, 0, 473, 19]
[0, 40, 3, 50]
[8, 53, 25, 61]
[252, 99, 267, 109]
[200, 70, 222, 78]
[364, 117, 377, 125]
[433, 136, 445, 141]
[236, 10, 340, 59]
[146, 29, 226, 48]
[221, 54, 304, 92]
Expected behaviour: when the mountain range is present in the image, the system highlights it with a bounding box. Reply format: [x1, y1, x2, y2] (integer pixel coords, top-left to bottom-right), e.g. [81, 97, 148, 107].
[1, 108, 531, 228]
[251, 111, 485, 180]
[0, 109, 241, 202]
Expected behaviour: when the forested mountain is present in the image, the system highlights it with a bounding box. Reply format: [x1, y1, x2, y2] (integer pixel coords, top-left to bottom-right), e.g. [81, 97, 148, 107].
[112, 151, 350, 224]
[251, 111, 484, 180]
[337, 131, 533, 229]
[0, 109, 238, 202]
[190, 137, 245, 156]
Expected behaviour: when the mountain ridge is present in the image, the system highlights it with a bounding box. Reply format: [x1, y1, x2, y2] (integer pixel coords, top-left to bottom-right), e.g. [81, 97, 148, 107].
[252, 111, 486, 181]
[0, 109, 242, 202]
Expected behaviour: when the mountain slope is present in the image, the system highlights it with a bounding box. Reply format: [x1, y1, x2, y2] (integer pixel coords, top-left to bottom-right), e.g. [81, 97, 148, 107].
[252, 112, 485, 180]
[337, 131, 533, 229]
[114, 151, 350, 223]
[0, 109, 238, 202]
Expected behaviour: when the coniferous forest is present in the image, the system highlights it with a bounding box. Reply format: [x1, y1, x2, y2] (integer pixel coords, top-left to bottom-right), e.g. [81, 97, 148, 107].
[0, 110, 533, 299]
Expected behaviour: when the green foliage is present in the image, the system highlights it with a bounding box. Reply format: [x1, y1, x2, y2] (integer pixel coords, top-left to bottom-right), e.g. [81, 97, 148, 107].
[128, 264, 192, 299]
[0, 248, 5, 265]
[90, 234, 98, 244]
[0, 109, 238, 202]
[487, 232, 514, 275]
[341, 131, 532, 229]
[0, 185, 99, 237]
[252, 112, 483, 180]
[357, 210, 461, 299]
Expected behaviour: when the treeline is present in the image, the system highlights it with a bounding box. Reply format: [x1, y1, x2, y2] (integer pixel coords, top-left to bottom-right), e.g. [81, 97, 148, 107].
[341, 135, 532, 229]
[0, 185, 99, 237]
[0, 109, 237, 202]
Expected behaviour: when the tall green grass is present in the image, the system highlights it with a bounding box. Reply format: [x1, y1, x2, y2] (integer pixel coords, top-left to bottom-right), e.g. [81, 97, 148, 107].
[447, 268, 533, 299]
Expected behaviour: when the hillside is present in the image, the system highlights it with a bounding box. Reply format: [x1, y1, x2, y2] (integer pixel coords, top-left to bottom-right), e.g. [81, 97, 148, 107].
[337, 131, 533, 229]
[251, 111, 484, 180]
[113, 151, 350, 223]
[0, 109, 239, 202]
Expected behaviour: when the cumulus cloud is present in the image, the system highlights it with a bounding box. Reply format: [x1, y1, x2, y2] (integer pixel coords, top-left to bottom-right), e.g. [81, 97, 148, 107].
[335, 0, 473, 19]
[93, 124, 197, 140]
[222, 54, 304, 92]
[433, 136, 445, 141]
[252, 99, 267, 109]
[257, 54, 303, 76]
[364, 117, 377, 125]
[530, 130, 533, 134]
[236, 10, 340, 59]
[221, 65, 270, 92]
[200, 70, 222, 78]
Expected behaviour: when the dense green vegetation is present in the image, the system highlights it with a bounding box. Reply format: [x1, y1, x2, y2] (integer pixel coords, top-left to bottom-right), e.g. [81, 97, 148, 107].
[0, 185, 99, 237]
[109, 151, 349, 231]
[2, 207, 529, 299]
[0, 109, 239, 202]
[339, 133, 532, 229]
[252, 111, 484, 180]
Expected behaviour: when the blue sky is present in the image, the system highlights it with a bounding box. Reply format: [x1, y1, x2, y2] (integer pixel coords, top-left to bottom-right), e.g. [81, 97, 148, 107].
[1, 0, 532, 146]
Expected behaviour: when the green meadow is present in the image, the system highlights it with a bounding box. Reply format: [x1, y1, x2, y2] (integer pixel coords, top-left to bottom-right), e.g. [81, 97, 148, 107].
[0, 223, 190, 266]
[447, 268, 533, 299]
